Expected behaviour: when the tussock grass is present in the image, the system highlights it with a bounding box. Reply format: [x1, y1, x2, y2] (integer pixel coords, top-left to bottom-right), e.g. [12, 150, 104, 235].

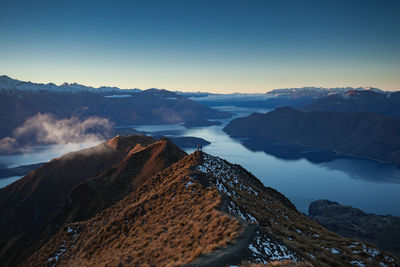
[23, 153, 242, 267]
[22, 151, 398, 267]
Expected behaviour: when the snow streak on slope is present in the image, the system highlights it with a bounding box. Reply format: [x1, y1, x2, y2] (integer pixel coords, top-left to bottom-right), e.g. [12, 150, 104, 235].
[195, 152, 398, 266]
[195, 153, 303, 263]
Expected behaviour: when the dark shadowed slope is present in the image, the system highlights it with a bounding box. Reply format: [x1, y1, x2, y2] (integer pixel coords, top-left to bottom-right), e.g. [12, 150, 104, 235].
[0, 135, 186, 266]
[303, 90, 400, 117]
[309, 200, 400, 259]
[22, 151, 398, 266]
[53, 137, 187, 226]
[223, 107, 400, 166]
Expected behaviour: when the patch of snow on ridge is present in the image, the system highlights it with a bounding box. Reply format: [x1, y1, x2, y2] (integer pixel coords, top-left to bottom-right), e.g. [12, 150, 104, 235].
[330, 248, 340, 254]
[185, 181, 193, 188]
[248, 230, 300, 263]
[227, 201, 257, 223]
[347, 243, 395, 264]
[350, 260, 366, 267]
[384, 254, 395, 263]
[47, 242, 66, 266]
[362, 243, 380, 257]
[196, 153, 261, 224]
[196, 153, 261, 196]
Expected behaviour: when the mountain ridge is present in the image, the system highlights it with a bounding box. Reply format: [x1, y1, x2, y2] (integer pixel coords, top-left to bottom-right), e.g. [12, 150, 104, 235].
[2, 139, 394, 266]
[0, 135, 398, 266]
[0, 135, 186, 266]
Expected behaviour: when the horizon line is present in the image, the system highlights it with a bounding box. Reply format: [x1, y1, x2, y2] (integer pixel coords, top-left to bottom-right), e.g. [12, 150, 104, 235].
[1, 74, 394, 94]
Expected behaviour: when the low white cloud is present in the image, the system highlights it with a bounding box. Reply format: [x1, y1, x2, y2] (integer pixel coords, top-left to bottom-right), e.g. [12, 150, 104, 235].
[0, 137, 19, 153]
[0, 113, 113, 154]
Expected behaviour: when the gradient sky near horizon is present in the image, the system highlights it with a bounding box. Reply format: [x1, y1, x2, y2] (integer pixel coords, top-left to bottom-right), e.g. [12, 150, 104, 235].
[0, 0, 399, 93]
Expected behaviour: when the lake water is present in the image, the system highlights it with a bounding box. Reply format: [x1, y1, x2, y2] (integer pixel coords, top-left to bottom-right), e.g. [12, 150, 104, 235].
[134, 106, 400, 216]
[0, 142, 100, 189]
[0, 176, 22, 189]
[1, 106, 400, 216]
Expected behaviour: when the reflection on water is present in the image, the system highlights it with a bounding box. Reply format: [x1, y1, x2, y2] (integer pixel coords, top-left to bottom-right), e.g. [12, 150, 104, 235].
[237, 137, 345, 163]
[237, 137, 400, 184]
[321, 159, 400, 184]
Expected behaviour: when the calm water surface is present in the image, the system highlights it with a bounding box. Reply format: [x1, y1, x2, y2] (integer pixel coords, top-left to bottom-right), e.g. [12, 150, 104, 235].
[0, 142, 100, 189]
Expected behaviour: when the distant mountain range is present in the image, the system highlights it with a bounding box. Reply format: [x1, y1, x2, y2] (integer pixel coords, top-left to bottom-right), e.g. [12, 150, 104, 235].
[2, 75, 393, 112]
[223, 107, 400, 166]
[0, 75, 141, 93]
[0, 75, 229, 139]
[266, 86, 385, 98]
[2, 75, 390, 101]
[0, 135, 397, 266]
[303, 90, 400, 117]
[180, 86, 390, 109]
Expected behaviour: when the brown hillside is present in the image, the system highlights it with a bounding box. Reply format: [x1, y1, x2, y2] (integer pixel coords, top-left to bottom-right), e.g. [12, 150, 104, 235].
[24, 151, 242, 267]
[23, 151, 398, 267]
[0, 135, 186, 266]
[53, 136, 187, 226]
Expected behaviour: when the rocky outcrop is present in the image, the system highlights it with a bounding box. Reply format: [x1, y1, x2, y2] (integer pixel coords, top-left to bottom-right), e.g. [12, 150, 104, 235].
[309, 199, 400, 259]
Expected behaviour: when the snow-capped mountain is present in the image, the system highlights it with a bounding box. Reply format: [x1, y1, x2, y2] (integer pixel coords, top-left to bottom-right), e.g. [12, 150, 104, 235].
[0, 75, 141, 93]
[178, 86, 388, 110]
[266, 86, 385, 98]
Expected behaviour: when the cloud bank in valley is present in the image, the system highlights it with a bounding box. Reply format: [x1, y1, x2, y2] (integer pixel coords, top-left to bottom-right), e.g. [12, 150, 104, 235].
[0, 113, 113, 154]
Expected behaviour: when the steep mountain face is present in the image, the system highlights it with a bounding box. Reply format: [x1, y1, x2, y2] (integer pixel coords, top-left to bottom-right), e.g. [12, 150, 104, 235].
[223, 107, 400, 166]
[53, 137, 187, 227]
[0, 135, 186, 266]
[0, 77, 230, 138]
[302, 90, 400, 117]
[309, 200, 400, 260]
[20, 149, 398, 266]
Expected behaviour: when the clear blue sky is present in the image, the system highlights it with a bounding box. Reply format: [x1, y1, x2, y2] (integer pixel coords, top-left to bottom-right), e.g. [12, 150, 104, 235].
[0, 0, 399, 93]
